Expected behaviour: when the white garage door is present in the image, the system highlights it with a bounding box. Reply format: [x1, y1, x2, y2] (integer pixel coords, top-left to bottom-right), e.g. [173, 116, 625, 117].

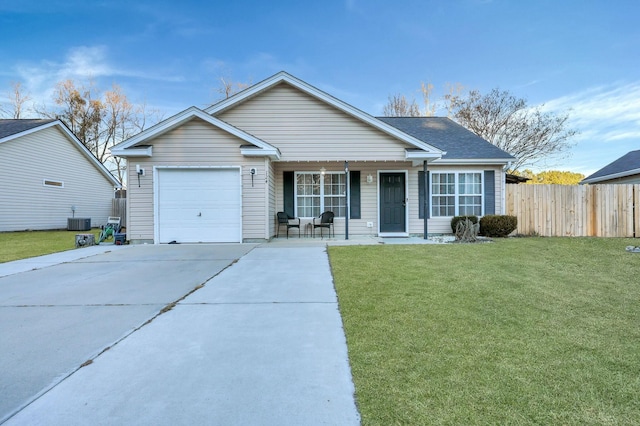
[157, 168, 241, 243]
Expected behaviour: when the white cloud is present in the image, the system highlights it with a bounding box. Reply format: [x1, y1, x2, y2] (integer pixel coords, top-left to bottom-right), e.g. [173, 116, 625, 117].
[7, 45, 184, 114]
[542, 82, 640, 143]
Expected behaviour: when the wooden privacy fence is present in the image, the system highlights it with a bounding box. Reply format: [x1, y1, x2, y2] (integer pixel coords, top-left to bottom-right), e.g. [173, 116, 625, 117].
[111, 198, 127, 228]
[506, 184, 640, 237]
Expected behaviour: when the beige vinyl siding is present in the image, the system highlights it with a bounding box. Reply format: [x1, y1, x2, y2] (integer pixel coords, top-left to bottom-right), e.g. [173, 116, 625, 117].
[273, 162, 401, 238]
[267, 159, 276, 238]
[0, 126, 115, 232]
[413, 165, 504, 235]
[127, 118, 267, 243]
[273, 163, 504, 237]
[218, 83, 412, 162]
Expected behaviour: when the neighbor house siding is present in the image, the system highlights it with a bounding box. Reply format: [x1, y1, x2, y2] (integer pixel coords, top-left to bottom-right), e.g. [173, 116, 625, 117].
[0, 126, 115, 232]
[593, 174, 640, 185]
[218, 83, 412, 162]
[127, 118, 267, 243]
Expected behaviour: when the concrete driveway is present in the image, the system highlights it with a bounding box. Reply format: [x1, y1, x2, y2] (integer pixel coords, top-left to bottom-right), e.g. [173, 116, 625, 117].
[0, 244, 360, 425]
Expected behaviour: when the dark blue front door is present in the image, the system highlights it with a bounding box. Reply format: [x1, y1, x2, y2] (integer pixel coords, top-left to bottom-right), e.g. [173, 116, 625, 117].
[380, 173, 406, 232]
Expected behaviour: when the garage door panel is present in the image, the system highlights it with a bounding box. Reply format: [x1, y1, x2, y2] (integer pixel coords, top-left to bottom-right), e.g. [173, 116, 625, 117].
[157, 169, 241, 243]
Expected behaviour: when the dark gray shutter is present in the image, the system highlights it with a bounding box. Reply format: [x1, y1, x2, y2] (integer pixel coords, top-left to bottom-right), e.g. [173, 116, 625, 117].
[484, 170, 495, 215]
[418, 171, 430, 219]
[283, 171, 295, 217]
[350, 171, 361, 219]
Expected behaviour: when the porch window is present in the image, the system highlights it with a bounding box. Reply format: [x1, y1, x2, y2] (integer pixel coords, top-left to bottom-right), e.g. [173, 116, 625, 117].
[295, 172, 346, 218]
[431, 172, 482, 217]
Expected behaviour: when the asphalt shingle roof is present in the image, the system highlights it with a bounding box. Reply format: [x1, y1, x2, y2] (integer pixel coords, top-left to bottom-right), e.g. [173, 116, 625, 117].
[582, 149, 640, 182]
[0, 119, 56, 140]
[377, 116, 515, 160]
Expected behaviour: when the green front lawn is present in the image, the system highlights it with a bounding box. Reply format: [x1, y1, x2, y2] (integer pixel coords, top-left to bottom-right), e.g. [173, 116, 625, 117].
[329, 238, 640, 425]
[0, 230, 101, 263]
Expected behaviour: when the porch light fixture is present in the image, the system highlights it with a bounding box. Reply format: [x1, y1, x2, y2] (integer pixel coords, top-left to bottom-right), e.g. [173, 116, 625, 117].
[367, 174, 373, 183]
[320, 167, 326, 176]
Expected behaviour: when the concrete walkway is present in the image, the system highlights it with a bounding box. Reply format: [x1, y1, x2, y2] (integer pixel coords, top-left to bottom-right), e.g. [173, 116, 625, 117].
[3, 245, 360, 425]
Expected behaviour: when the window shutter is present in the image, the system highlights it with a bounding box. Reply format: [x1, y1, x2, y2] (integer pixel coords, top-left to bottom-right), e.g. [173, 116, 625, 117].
[350, 171, 361, 219]
[484, 170, 495, 215]
[283, 171, 295, 217]
[418, 171, 430, 219]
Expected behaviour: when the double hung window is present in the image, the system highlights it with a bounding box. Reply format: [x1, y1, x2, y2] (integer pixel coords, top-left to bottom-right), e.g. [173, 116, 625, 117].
[431, 172, 482, 217]
[295, 172, 346, 218]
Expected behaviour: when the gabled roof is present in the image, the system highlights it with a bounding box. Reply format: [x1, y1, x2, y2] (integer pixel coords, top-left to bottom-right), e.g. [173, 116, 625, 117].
[0, 119, 56, 140]
[111, 106, 281, 159]
[0, 119, 121, 187]
[377, 117, 516, 164]
[581, 149, 640, 184]
[205, 71, 443, 159]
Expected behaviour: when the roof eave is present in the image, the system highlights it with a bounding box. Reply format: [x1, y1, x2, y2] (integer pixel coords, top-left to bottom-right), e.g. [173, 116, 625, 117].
[240, 146, 281, 160]
[405, 150, 445, 162]
[431, 158, 515, 165]
[112, 106, 278, 155]
[111, 146, 153, 157]
[581, 168, 640, 184]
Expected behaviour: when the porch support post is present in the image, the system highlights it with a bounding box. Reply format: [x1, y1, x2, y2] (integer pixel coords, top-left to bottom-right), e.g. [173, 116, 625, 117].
[345, 160, 349, 240]
[423, 160, 429, 239]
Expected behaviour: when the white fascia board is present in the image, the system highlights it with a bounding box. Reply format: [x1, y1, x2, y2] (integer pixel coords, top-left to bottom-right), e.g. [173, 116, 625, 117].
[111, 146, 152, 157]
[112, 106, 279, 158]
[3, 120, 121, 187]
[431, 158, 514, 165]
[240, 147, 280, 159]
[406, 150, 445, 161]
[205, 71, 444, 155]
[581, 168, 640, 184]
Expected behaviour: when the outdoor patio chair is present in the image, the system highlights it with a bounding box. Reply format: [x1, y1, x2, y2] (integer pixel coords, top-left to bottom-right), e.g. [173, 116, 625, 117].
[313, 211, 334, 238]
[276, 212, 300, 238]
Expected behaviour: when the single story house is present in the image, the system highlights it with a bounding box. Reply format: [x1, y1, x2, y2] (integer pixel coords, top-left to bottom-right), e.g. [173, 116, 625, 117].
[581, 149, 640, 184]
[0, 119, 121, 232]
[111, 72, 515, 244]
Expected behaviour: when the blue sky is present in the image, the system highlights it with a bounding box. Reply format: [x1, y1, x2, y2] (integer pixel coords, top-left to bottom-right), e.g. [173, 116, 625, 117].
[1, 0, 639, 175]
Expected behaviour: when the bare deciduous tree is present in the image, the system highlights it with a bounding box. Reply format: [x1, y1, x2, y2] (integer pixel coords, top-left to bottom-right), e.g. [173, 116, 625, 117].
[446, 88, 578, 171]
[1, 81, 33, 118]
[36, 79, 162, 184]
[214, 77, 250, 101]
[382, 94, 422, 117]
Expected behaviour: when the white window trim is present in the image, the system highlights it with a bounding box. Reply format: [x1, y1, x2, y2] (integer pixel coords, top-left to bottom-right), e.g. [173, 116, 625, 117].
[429, 170, 484, 218]
[294, 171, 346, 218]
[43, 179, 64, 188]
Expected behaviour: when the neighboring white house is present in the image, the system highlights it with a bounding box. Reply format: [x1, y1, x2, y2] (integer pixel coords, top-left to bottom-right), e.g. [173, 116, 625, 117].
[0, 119, 121, 232]
[111, 72, 515, 244]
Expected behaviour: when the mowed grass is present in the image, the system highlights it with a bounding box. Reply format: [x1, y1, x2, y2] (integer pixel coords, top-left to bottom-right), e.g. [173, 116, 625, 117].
[329, 238, 640, 425]
[0, 230, 101, 263]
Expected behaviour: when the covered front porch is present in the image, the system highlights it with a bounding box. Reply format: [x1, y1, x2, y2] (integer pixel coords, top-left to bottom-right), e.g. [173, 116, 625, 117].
[271, 160, 435, 240]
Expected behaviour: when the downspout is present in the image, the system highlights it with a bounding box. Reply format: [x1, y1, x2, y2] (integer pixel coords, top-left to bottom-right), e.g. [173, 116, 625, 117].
[423, 160, 429, 239]
[502, 162, 511, 215]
